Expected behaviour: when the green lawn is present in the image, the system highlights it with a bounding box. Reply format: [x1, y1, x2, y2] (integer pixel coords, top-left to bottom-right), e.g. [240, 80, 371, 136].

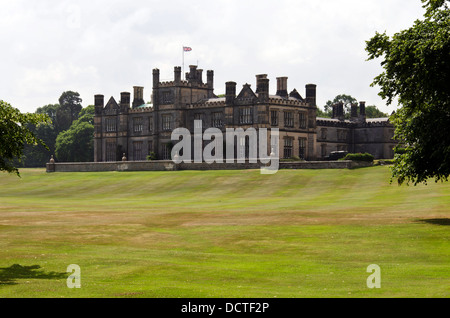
[0, 166, 448, 298]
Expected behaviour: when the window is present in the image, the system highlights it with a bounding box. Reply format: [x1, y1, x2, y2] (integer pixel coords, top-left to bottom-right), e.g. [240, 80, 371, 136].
[133, 117, 143, 133]
[194, 113, 203, 129]
[162, 143, 171, 160]
[337, 129, 347, 141]
[133, 141, 143, 160]
[148, 116, 153, 132]
[283, 138, 293, 159]
[299, 112, 307, 129]
[271, 110, 278, 126]
[321, 144, 327, 158]
[284, 111, 294, 128]
[212, 112, 223, 128]
[239, 107, 252, 124]
[162, 91, 172, 104]
[106, 141, 116, 162]
[162, 115, 172, 131]
[105, 117, 116, 132]
[299, 138, 307, 159]
[238, 136, 250, 159]
[148, 140, 153, 153]
[321, 128, 327, 140]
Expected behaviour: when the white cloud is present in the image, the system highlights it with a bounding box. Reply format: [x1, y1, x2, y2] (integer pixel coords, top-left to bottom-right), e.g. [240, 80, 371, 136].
[0, 0, 425, 113]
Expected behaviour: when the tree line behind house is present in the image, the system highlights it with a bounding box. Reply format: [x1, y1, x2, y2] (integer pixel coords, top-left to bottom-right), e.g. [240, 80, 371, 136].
[18, 91, 94, 167]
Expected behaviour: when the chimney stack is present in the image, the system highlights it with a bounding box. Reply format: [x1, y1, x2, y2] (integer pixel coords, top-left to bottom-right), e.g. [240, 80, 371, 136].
[276, 77, 288, 98]
[225, 81, 236, 105]
[174, 66, 181, 84]
[94, 94, 104, 115]
[152, 68, 160, 110]
[351, 102, 358, 118]
[207, 70, 214, 98]
[337, 102, 344, 119]
[332, 102, 344, 120]
[359, 101, 366, 116]
[305, 84, 317, 106]
[152, 68, 160, 89]
[257, 78, 269, 102]
[255, 74, 267, 93]
[187, 65, 198, 84]
[207, 70, 214, 88]
[132, 86, 144, 108]
[359, 101, 366, 122]
[120, 92, 130, 110]
[197, 69, 203, 84]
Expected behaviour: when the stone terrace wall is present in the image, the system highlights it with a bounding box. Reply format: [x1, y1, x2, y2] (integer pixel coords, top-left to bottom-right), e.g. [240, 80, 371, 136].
[46, 160, 373, 173]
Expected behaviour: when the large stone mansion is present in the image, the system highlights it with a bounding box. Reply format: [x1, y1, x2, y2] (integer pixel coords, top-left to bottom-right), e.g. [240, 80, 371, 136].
[93, 65, 396, 162]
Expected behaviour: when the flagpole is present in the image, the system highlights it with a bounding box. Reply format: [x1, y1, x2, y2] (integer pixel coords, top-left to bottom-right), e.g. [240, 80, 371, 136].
[182, 46, 185, 80]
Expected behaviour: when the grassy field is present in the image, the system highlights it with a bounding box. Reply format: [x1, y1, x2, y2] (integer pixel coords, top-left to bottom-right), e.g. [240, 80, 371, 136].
[0, 166, 448, 298]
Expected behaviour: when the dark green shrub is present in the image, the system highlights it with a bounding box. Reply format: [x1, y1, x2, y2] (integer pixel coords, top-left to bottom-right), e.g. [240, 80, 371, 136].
[342, 152, 374, 162]
[146, 152, 157, 161]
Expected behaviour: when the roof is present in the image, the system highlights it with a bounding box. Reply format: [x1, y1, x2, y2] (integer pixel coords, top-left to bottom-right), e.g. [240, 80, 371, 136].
[205, 97, 225, 103]
[268, 94, 302, 101]
[136, 103, 152, 108]
[366, 117, 390, 122]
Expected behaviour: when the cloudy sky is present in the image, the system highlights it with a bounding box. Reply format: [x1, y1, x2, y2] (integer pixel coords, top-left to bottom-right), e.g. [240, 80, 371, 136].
[1, 0, 425, 114]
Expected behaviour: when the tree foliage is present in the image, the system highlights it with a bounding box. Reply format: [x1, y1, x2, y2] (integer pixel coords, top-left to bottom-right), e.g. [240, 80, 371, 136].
[366, 0, 450, 185]
[365, 105, 388, 118]
[19, 92, 87, 167]
[58, 91, 82, 132]
[324, 94, 357, 113]
[21, 121, 58, 167]
[316, 107, 332, 118]
[0, 100, 50, 176]
[55, 105, 94, 162]
[320, 94, 387, 119]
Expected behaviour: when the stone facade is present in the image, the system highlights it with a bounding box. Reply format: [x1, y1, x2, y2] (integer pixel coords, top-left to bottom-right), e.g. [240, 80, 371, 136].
[93, 66, 396, 162]
[316, 101, 397, 159]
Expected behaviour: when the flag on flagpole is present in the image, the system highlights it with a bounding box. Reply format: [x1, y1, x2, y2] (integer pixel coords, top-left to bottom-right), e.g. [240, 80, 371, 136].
[182, 46, 192, 80]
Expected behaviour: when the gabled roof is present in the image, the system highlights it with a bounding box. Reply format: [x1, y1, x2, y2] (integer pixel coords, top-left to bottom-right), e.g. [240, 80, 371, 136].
[289, 89, 304, 101]
[236, 84, 257, 101]
[104, 97, 119, 110]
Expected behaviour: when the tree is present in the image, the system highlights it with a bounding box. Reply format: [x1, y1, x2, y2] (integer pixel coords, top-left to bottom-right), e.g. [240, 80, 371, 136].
[316, 107, 332, 118]
[21, 121, 57, 167]
[365, 105, 388, 118]
[0, 100, 50, 176]
[324, 94, 357, 113]
[76, 105, 95, 125]
[20, 104, 60, 167]
[36, 104, 59, 124]
[366, 0, 450, 185]
[55, 105, 94, 162]
[58, 91, 82, 131]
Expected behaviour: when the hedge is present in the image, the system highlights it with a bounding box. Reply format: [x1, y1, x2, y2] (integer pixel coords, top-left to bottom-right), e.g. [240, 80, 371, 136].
[341, 152, 374, 162]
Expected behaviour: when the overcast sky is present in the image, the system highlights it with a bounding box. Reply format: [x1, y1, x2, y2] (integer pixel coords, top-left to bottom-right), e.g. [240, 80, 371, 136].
[1, 0, 425, 114]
